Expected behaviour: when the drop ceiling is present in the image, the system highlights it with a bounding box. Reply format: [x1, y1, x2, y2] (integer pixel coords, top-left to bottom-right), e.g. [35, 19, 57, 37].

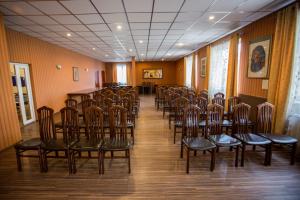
[0, 0, 294, 62]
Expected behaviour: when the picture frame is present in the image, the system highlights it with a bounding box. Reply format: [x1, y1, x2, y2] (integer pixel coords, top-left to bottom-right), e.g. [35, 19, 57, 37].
[143, 69, 163, 79]
[200, 57, 206, 77]
[73, 67, 79, 81]
[247, 36, 272, 79]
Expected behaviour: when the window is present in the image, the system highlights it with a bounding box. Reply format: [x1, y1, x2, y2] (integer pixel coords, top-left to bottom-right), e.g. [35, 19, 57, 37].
[208, 40, 230, 98]
[116, 64, 127, 84]
[185, 55, 193, 87]
[287, 8, 300, 116]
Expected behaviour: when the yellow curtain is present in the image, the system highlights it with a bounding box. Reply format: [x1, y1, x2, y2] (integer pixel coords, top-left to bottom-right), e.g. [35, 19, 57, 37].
[191, 53, 196, 89]
[204, 45, 211, 90]
[112, 63, 117, 82]
[183, 56, 187, 86]
[225, 34, 239, 110]
[267, 4, 297, 134]
[126, 63, 132, 85]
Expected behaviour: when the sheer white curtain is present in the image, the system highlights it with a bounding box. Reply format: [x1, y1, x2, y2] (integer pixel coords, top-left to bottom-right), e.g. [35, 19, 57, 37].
[185, 55, 193, 88]
[208, 40, 230, 98]
[117, 64, 127, 84]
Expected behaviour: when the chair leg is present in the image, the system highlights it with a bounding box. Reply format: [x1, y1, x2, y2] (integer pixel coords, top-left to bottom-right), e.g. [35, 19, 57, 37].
[67, 149, 72, 174]
[235, 146, 239, 167]
[15, 149, 22, 172]
[174, 127, 176, 144]
[186, 148, 190, 174]
[291, 143, 297, 165]
[241, 144, 245, 167]
[127, 150, 131, 174]
[252, 145, 256, 151]
[210, 148, 215, 171]
[72, 151, 77, 174]
[38, 147, 44, 173]
[98, 150, 102, 174]
[216, 146, 219, 153]
[101, 151, 105, 174]
[180, 141, 184, 158]
[194, 151, 197, 156]
[131, 127, 134, 145]
[43, 151, 48, 172]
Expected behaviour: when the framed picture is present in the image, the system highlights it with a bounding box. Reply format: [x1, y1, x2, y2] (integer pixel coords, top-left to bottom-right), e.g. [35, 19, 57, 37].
[143, 69, 163, 79]
[200, 57, 206, 77]
[73, 67, 79, 81]
[248, 36, 272, 78]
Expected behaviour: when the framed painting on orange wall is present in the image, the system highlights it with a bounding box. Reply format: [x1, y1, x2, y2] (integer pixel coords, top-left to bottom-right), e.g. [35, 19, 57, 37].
[200, 57, 206, 77]
[73, 67, 79, 81]
[143, 69, 163, 79]
[247, 36, 272, 78]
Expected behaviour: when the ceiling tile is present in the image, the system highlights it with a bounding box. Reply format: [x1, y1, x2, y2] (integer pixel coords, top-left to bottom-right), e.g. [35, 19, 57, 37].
[0, 6, 17, 15]
[128, 13, 151, 22]
[236, 0, 274, 12]
[132, 29, 149, 35]
[102, 13, 127, 23]
[171, 22, 193, 29]
[130, 23, 150, 30]
[175, 12, 203, 22]
[150, 29, 168, 35]
[27, 16, 58, 25]
[51, 15, 81, 24]
[95, 31, 114, 37]
[0, 1, 43, 15]
[88, 24, 110, 31]
[28, 25, 50, 32]
[91, 0, 124, 13]
[30, 1, 69, 15]
[60, 0, 97, 14]
[151, 22, 171, 29]
[7, 25, 30, 33]
[208, 0, 245, 12]
[152, 13, 177, 22]
[181, 0, 214, 12]
[44, 25, 70, 32]
[5, 16, 34, 25]
[222, 11, 252, 21]
[76, 14, 104, 24]
[154, 0, 184, 12]
[124, 0, 153, 12]
[65, 24, 89, 31]
[168, 29, 185, 35]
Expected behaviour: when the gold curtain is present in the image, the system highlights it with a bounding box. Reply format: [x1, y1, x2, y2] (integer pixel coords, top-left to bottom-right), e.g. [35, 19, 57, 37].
[183, 56, 187, 86]
[267, 4, 297, 134]
[204, 45, 211, 90]
[112, 63, 118, 82]
[225, 34, 239, 110]
[191, 53, 196, 89]
[126, 63, 132, 85]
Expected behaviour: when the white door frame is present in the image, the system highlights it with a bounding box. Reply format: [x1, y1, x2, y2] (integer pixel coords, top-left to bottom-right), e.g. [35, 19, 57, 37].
[13, 63, 36, 125]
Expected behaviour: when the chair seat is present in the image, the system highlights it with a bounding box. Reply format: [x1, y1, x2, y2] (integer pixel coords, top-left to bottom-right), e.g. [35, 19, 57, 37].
[15, 138, 41, 149]
[258, 133, 298, 144]
[42, 138, 73, 150]
[101, 138, 132, 151]
[234, 133, 271, 145]
[55, 119, 86, 129]
[222, 119, 233, 127]
[182, 137, 216, 151]
[71, 140, 102, 151]
[209, 134, 241, 147]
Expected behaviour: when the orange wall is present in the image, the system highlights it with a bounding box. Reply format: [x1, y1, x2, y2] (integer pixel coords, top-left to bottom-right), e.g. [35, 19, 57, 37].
[136, 61, 177, 85]
[0, 16, 21, 151]
[6, 29, 105, 112]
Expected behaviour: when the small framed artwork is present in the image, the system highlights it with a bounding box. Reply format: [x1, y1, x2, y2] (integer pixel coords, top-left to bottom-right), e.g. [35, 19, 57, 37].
[143, 69, 163, 79]
[200, 57, 206, 77]
[248, 36, 272, 78]
[73, 67, 79, 81]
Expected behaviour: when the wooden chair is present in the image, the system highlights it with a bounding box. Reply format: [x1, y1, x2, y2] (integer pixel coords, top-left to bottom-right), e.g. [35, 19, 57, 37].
[180, 105, 216, 173]
[65, 99, 78, 109]
[70, 106, 104, 174]
[100, 105, 132, 174]
[168, 92, 181, 129]
[42, 107, 79, 173]
[14, 106, 49, 172]
[233, 103, 272, 166]
[120, 97, 135, 144]
[206, 104, 241, 167]
[94, 93, 105, 108]
[173, 97, 190, 144]
[214, 92, 225, 99]
[256, 102, 298, 165]
[227, 96, 240, 120]
[81, 94, 90, 103]
[212, 97, 225, 108]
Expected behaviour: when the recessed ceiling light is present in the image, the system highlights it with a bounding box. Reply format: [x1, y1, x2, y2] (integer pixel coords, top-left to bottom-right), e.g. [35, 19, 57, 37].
[176, 42, 184, 47]
[161, 58, 165, 61]
[66, 33, 71, 37]
[209, 15, 215, 20]
[139, 40, 143, 44]
[141, 53, 144, 56]
[116, 25, 122, 30]
[239, 10, 245, 14]
[167, 53, 171, 56]
[129, 49, 133, 52]
[105, 54, 109, 57]
[92, 47, 96, 50]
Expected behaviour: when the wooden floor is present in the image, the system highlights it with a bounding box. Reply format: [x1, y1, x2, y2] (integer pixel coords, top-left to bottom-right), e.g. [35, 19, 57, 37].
[1, 95, 300, 199]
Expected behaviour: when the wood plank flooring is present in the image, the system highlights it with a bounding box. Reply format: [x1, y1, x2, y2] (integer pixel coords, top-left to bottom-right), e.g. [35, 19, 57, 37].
[1, 95, 300, 199]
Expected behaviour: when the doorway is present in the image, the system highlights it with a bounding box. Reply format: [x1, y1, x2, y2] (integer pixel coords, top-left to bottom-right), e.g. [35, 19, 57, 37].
[10, 63, 36, 126]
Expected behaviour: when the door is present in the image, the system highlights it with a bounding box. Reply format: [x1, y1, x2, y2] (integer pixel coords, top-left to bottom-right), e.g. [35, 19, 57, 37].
[11, 63, 36, 125]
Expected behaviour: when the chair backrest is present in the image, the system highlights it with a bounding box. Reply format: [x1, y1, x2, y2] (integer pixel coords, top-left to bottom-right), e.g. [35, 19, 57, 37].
[82, 99, 96, 116]
[199, 92, 208, 100]
[206, 104, 223, 136]
[256, 102, 274, 134]
[109, 105, 128, 140]
[196, 96, 208, 115]
[186, 91, 196, 103]
[65, 99, 78, 109]
[85, 106, 104, 143]
[183, 105, 201, 137]
[37, 106, 56, 142]
[214, 92, 225, 98]
[173, 97, 190, 123]
[81, 94, 90, 102]
[94, 93, 105, 107]
[233, 103, 251, 134]
[60, 107, 79, 144]
[212, 97, 225, 108]
[120, 97, 134, 121]
[228, 96, 240, 114]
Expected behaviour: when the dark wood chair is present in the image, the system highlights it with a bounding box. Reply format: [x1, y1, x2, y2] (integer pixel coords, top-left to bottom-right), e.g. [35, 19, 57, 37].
[214, 92, 225, 99]
[227, 96, 240, 120]
[65, 99, 78, 108]
[94, 93, 105, 108]
[42, 107, 79, 173]
[100, 105, 132, 174]
[256, 102, 298, 165]
[233, 103, 272, 166]
[70, 106, 104, 174]
[180, 105, 216, 173]
[81, 94, 90, 103]
[206, 104, 241, 167]
[173, 97, 190, 144]
[120, 97, 135, 144]
[168, 92, 181, 129]
[212, 97, 225, 108]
